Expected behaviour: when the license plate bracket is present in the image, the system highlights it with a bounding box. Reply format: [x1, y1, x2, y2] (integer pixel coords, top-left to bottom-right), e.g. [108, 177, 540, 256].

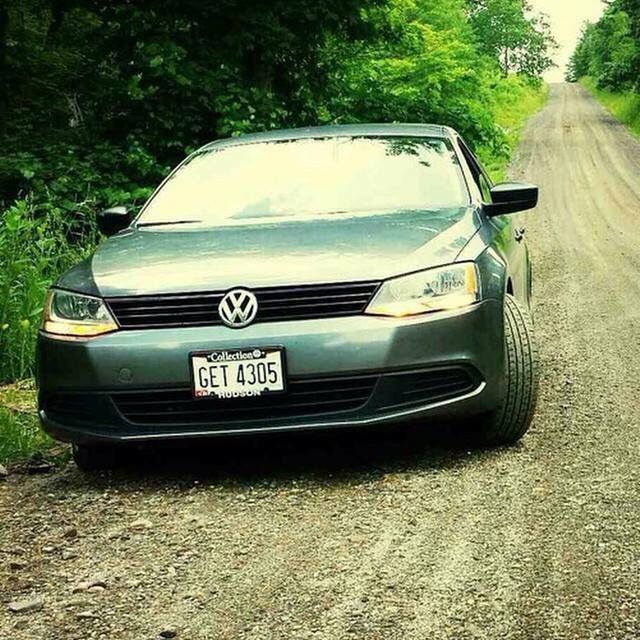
[190, 347, 286, 400]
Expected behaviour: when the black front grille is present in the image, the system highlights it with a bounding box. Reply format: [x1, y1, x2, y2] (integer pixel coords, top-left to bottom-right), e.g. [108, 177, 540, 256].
[43, 393, 112, 427]
[107, 282, 380, 329]
[375, 367, 477, 410]
[112, 374, 379, 426]
[43, 367, 481, 431]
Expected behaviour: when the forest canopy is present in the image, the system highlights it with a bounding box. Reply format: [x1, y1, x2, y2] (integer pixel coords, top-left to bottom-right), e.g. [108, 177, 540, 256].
[568, 0, 640, 90]
[0, 0, 556, 212]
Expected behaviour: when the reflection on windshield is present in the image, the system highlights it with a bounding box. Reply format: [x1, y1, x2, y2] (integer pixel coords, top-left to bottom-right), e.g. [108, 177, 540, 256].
[138, 136, 468, 227]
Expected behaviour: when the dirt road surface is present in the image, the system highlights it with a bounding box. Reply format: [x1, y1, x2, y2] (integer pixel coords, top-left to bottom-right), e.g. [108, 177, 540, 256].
[2, 83, 640, 640]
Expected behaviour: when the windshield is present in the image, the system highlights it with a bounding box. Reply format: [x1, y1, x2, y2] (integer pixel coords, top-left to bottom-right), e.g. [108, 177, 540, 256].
[138, 136, 469, 227]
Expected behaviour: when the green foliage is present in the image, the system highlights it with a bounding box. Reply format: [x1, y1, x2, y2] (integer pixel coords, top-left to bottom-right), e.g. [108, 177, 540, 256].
[0, 382, 54, 464]
[321, 0, 501, 145]
[568, 1, 640, 142]
[478, 76, 548, 181]
[320, 0, 550, 158]
[580, 77, 640, 139]
[0, 406, 49, 464]
[568, 0, 640, 91]
[0, 199, 97, 382]
[468, 0, 558, 77]
[0, 0, 555, 212]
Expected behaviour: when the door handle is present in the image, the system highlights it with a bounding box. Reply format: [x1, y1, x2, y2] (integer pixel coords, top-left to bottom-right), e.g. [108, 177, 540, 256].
[514, 226, 526, 242]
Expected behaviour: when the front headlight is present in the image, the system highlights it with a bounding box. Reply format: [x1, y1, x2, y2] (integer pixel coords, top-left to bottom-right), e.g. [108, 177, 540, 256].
[42, 289, 118, 338]
[365, 263, 480, 318]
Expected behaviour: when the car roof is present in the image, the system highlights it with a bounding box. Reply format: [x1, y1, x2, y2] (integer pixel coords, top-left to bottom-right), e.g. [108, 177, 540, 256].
[200, 124, 456, 152]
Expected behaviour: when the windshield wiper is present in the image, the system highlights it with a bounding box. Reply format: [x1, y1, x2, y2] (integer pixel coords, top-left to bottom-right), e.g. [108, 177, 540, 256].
[137, 220, 203, 228]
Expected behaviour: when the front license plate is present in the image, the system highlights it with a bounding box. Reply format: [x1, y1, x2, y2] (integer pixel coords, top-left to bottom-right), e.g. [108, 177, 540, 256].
[190, 347, 285, 399]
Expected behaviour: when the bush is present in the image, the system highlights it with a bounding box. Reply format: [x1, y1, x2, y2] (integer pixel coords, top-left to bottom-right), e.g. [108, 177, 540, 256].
[478, 75, 548, 181]
[0, 199, 98, 382]
[0, 382, 53, 463]
[580, 77, 640, 139]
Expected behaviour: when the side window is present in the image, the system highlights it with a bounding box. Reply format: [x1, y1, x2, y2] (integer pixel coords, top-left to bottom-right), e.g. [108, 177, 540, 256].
[478, 173, 493, 203]
[458, 138, 493, 203]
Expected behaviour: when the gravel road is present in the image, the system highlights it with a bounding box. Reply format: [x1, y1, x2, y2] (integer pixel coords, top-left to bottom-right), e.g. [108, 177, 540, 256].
[2, 83, 640, 640]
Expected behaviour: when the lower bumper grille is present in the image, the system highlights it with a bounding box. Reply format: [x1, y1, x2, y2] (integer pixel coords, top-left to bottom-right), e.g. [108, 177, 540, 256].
[42, 367, 480, 431]
[375, 367, 477, 411]
[45, 394, 102, 424]
[112, 374, 378, 425]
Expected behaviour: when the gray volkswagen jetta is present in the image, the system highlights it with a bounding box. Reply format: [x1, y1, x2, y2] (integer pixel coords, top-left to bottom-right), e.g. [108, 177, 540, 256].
[37, 124, 539, 470]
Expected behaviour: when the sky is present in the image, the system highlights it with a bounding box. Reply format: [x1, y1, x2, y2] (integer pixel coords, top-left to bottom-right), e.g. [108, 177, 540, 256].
[530, 0, 606, 82]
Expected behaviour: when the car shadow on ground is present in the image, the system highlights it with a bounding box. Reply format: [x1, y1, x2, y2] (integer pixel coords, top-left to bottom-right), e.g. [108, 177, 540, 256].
[52, 419, 517, 490]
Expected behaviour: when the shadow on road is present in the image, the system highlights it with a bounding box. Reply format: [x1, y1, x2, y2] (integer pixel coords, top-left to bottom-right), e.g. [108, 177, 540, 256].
[47, 420, 515, 491]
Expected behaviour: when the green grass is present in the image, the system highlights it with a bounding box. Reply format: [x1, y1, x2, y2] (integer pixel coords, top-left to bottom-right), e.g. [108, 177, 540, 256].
[0, 382, 55, 464]
[0, 199, 98, 384]
[579, 77, 640, 139]
[0, 201, 86, 464]
[479, 76, 549, 182]
[0, 194, 96, 463]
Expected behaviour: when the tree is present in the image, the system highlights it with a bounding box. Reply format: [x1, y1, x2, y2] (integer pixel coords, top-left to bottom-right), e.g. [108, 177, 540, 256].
[320, 0, 505, 146]
[620, 0, 640, 89]
[0, 0, 555, 214]
[568, 0, 640, 90]
[566, 23, 597, 82]
[0, 0, 381, 205]
[467, 0, 557, 76]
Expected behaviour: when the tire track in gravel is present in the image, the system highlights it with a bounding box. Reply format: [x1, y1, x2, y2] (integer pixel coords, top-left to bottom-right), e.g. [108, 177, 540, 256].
[2, 83, 640, 640]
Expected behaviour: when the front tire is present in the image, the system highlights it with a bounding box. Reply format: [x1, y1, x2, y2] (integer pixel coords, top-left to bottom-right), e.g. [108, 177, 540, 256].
[478, 294, 539, 445]
[72, 444, 120, 472]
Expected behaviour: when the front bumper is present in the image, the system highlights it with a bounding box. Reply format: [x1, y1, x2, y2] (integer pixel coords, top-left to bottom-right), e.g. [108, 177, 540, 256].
[37, 300, 505, 443]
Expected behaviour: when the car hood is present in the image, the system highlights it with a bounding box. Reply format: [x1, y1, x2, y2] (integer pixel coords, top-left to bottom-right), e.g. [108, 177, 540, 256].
[60, 207, 481, 297]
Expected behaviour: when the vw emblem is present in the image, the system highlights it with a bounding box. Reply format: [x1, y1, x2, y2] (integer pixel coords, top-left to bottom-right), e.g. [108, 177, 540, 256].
[218, 289, 258, 328]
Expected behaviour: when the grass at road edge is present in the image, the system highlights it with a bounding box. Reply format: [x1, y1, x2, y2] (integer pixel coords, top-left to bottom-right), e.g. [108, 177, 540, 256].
[480, 77, 549, 183]
[580, 77, 640, 140]
[0, 382, 56, 465]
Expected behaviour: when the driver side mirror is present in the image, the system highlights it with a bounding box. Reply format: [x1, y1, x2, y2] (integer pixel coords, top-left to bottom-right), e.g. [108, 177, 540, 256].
[484, 182, 539, 216]
[97, 206, 133, 237]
